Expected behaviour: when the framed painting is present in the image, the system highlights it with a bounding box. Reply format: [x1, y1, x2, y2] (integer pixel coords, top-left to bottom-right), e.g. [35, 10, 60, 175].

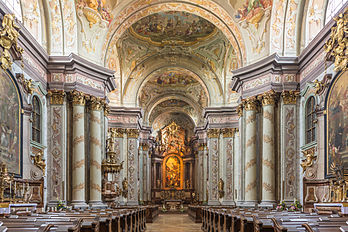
[162, 154, 184, 190]
[325, 71, 348, 177]
[0, 69, 22, 177]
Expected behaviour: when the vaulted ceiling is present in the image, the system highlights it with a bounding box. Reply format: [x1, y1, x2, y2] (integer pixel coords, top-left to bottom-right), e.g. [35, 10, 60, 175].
[10, 0, 342, 133]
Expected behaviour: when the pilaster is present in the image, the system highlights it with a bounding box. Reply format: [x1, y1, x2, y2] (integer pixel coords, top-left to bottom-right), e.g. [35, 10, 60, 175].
[207, 128, 220, 205]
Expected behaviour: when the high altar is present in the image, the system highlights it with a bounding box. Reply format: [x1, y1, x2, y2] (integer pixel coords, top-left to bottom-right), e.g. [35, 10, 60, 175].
[151, 122, 195, 208]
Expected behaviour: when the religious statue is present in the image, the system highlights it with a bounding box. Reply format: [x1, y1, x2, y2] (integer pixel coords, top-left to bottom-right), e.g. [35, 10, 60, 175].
[122, 178, 128, 198]
[218, 178, 224, 198]
[32, 151, 46, 173]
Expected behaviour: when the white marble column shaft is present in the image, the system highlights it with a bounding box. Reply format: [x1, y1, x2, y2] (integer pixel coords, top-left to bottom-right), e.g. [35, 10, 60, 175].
[244, 97, 258, 205]
[71, 91, 87, 208]
[89, 97, 104, 207]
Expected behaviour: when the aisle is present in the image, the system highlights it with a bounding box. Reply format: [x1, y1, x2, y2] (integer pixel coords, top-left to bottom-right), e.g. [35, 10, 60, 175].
[146, 214, 202, 232]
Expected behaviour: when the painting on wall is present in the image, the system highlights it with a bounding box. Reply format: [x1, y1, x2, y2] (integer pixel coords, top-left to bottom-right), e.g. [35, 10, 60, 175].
[130, 11, 216, 44]
[0, 70, 22, 176]
[163, 154, 183, 189]
[326, 71, 348, 177]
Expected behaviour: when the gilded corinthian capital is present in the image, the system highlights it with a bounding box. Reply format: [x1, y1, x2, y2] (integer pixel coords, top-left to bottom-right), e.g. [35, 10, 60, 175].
[89, 96, 103, 111]
[47, 90, 66, 105]
[243, 96, 258, 111]
[258, 90, 277, 106]
[222, 128, 235, 138]
[237, 104, 243, 117]
[69, 90, 87, 105]
[127, 129, 139, 138]
[281, 90, 299, 104]
[207, 128, 220, 138]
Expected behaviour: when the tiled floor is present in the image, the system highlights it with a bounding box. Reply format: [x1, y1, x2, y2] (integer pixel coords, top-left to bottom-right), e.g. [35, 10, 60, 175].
[146, 214, 202, 232]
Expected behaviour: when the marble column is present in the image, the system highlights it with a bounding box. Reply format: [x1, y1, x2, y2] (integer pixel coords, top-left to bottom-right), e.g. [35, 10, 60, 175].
[47, 90, 66, 207]
[222, 128, 235, 205]
[281, 91, 299, 204]
[233, 128, 241, 203]
[258, 91, 277, 207]
[207, 129, 220, 205]
[243, 97, 258, 206]
[70, 90, 88, 208]
[88, 96, 104, 208]
[236, 104, 244, 206]
[126, 129, 139, 205]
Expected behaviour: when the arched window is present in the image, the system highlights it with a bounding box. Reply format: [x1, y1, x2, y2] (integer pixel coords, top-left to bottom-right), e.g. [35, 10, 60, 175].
[32, 96, 41, 143]
[305, 96, 316, 144]
[3, 0, 22, 22]
[325, 0, 345, 24]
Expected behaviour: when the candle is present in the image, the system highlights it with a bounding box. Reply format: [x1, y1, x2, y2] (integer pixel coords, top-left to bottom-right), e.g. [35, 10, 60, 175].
[9, 181, 11, 198]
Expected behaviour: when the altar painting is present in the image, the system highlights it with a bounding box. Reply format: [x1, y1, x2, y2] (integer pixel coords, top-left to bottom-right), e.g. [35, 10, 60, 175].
[326, 71, 348, 177]
[0, 70, 21, 175]
[163, 154, 183, 189]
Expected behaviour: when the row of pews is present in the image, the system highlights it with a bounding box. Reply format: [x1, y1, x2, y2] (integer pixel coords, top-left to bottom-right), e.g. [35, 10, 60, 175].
[189, 205, 348, 232]
[0, 206, 159, 232]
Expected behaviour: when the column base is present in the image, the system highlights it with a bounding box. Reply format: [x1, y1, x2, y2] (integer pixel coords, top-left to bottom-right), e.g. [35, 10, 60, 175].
[127, 201, 139, 206]
[241, 201, 258, 208]
[259, 200, 276, 209]
[208, 200, 220, 206]
[71, 201, 88, 209]
[89, 201, 107, 209]
[221, 200, 236, 206]
[236, 201, 245, 207]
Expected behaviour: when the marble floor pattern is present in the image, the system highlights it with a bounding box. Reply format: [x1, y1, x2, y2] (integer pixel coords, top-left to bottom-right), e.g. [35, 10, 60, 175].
[146, 214, 202, 232]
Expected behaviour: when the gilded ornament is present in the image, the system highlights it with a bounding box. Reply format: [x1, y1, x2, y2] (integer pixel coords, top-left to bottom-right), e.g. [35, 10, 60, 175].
[104, 103, 110, 116]
[89, 96, 103, 111]
[258, 90, 277, 106]
[47, 90, 66, 105]
[23, 78, 34, 95]
[324, 10, 347, 72]
[0, 14, 23, 70]
[237, 104, 243, 117]
[243, 96, 258, 111]
[127, 129, 139, 138]
[32, 151, 46, 173]
[281, 90, 299, 104]
[312, 75, 332, 95]
[207, 128, 220, 138]
[300, 147, 317, 173]
[69, 90, 87, 105]
[222, 128, 235, 138]
[109, 128, 124, 138]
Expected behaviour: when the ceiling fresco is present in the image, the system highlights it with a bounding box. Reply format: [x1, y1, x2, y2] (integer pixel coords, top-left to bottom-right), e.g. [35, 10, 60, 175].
[130, 11, 217, 45]
[138, 68, 209, 111]
[148, 70, 198, 86]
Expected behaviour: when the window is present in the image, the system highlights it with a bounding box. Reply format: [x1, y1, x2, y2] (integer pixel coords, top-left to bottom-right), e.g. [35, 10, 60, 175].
[32, 96, 41, 143]
[3, 0, 22, 22]
[325, 0, 345, 24]
[305, 96, 316, 144]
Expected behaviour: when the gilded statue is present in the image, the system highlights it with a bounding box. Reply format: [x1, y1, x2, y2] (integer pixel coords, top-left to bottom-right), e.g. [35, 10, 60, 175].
[300, 147, 316, 173]
[324, 10, 347, 72]
[32, 151, 46, 173]
[218, 178, 224, 198]
[122, 178, 128, 198]
[0, 14, 23, 70]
